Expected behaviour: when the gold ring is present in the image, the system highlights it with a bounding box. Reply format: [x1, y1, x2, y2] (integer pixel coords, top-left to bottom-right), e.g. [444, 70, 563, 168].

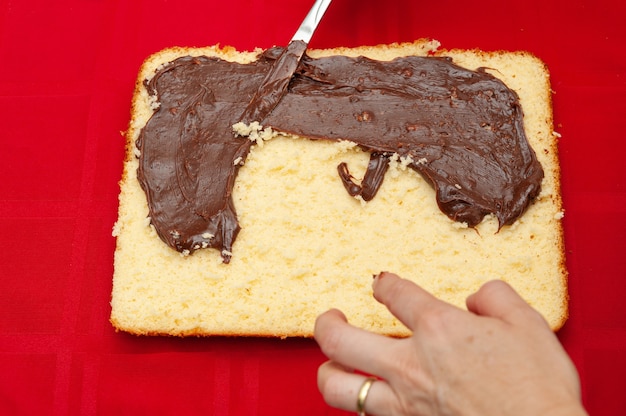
[356, 376, 377, 416]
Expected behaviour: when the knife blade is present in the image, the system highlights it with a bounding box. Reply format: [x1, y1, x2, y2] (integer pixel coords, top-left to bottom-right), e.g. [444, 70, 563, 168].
[238, 0, 333, 124]
[292, 0, 333, 44]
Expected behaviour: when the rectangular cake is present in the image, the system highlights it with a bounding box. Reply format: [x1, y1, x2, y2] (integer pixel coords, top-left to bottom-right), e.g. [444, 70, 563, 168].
[111, 39, 567, 337]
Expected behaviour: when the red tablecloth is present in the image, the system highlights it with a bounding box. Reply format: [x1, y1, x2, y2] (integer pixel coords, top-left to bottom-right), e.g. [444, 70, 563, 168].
[1, 0, 625, 414]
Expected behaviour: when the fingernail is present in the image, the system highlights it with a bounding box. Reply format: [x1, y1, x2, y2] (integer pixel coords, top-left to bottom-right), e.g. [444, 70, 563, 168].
[372, 271, 387, 285]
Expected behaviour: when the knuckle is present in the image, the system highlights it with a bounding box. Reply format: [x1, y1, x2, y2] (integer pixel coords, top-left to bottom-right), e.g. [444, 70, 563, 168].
[506, 301, 547, 328]
[388, 278, 414, 298]
[320, 373, 347, 407]
[318, 325, 345, 359]
[378, 276, 409, 301]
[418, 306, 454, 335]
[388, 342, 427, 384]
[522, 305, 551, 329]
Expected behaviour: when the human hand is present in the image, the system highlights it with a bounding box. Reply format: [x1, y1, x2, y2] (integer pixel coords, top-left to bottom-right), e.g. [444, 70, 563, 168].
[314, 272, 587, 416]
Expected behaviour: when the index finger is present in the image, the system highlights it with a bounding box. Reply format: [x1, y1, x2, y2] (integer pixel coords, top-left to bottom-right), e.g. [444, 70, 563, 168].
[372, 272, 451, 331]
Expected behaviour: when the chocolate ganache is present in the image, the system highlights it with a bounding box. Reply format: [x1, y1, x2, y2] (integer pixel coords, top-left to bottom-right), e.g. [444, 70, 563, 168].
[137, 45, 544, 262]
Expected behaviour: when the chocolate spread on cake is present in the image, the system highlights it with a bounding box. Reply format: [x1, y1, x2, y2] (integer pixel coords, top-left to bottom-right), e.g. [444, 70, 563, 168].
[137, 46, 544, 262]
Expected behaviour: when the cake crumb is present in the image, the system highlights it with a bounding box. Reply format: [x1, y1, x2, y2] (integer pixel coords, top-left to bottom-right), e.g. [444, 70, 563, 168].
[388, 153, 417, 178]
[232, 121, 275, 147]
[335, 140, 359, 152]
[387, 154, 401, 178]
[112, 221, 121, 237]
[148, 94, 160, 111]
[399, 154, 414, 169]
[451, 221, 469, 229]
[232, 121, 260, 137]
[220, 250, 233, 263]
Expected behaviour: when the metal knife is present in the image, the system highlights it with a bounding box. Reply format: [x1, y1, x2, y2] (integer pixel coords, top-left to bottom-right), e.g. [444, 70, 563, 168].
[239, 0, 333, 124]
[292, 0, 333, 44]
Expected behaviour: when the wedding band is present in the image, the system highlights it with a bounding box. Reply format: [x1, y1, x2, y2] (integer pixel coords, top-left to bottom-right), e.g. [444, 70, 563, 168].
[356, 376, 377, 416]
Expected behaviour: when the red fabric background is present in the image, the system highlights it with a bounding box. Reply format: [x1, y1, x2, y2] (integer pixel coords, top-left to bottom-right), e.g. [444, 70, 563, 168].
[0, 0, 624, 414]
